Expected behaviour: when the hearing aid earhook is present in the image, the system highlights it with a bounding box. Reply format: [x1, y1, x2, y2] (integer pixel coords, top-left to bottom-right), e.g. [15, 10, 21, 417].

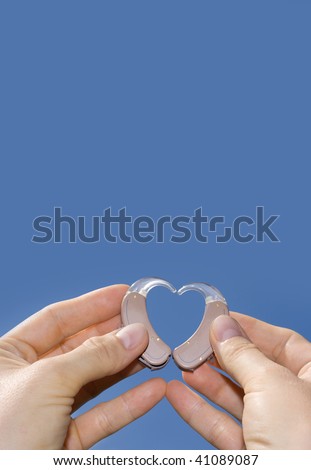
[121, 277, 176, 370]
[172, 283, 229, 370]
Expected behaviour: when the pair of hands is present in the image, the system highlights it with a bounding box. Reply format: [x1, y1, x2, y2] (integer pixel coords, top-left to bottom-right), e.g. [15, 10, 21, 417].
[1, 284, 311, 449]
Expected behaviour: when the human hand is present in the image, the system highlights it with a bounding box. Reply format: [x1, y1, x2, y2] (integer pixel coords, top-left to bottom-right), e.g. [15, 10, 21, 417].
[0, 285, 165, 449]
[167, 312, 311, 449]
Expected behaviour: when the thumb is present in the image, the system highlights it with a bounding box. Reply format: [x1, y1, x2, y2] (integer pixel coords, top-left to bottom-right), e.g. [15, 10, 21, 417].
[52, 323, 148, 392]
[210, 315, 275, 389]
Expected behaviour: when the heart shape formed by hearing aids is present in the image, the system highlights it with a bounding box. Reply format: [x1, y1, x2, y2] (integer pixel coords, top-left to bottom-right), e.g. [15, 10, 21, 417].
[121, 277, 229, 371]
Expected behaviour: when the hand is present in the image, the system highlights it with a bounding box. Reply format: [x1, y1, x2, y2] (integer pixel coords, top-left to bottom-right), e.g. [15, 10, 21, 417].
[167, 312, 311, 449]
[0, 285, 165, 449]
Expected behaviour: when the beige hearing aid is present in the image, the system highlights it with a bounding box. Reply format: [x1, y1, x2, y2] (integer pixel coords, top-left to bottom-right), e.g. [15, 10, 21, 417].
[121, 277, 229, 371]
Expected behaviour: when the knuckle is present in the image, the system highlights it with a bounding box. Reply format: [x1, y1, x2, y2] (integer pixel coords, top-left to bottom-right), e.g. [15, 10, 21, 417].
[41, 303, 59, 319]
[95, 408, 117, 437]
[83, 336, 122, 373]
[208, 414, 229, 446]
[222, 339, 277, 379]
[272, 327, 300, 362]
[120, 393, 136, 421]
[41, 303, 64, 337]
[188, 398, 206, 426]
[223, 338, 258, 363]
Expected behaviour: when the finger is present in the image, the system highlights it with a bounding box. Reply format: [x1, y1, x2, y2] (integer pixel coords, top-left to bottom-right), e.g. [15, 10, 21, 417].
[183, 363, 244, 420]
[166, 380, 244, 450]
[230, 311, 311, 376]
[5, 284, 128, 356]
[210, 315, 278, 390]
[64, 378, 166, 449]
[73, 361, 143, 412]
[51, 323, 149, 393]
[41, 314, 121, 358]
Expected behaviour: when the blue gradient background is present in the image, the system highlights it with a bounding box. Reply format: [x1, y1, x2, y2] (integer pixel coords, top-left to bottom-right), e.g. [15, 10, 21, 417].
[0, 1, 310, 449]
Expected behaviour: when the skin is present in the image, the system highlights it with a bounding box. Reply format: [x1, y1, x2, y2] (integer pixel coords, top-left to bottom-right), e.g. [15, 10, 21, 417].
[166, 312, 311, 449]
[1, 284, 311, 449]
[0, 284, 166, 449]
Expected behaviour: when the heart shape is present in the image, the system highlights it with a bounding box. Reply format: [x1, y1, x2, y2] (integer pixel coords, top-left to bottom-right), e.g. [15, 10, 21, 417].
[121, 277, 229, 371]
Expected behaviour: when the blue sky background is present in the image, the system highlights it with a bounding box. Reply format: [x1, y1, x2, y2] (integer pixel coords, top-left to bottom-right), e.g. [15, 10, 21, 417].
[0, 1, 310, 449]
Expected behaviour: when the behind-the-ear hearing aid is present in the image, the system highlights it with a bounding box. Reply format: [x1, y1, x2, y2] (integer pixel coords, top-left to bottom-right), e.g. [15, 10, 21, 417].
[121, 278, 175, 369]
[121, 277, 229, 371]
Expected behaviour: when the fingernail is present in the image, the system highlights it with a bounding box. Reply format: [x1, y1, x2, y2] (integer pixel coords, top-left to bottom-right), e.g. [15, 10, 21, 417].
[212, 315, 247, 342]
[116, 323, 147, 350]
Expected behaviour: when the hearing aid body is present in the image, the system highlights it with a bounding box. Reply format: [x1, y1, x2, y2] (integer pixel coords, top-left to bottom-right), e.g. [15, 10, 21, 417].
[121, 277, 229, 371]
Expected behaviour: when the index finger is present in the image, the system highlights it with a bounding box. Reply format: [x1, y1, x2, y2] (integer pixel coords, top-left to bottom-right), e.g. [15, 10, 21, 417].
[4, 284, 128, 356]
[230, 311, 311, 376]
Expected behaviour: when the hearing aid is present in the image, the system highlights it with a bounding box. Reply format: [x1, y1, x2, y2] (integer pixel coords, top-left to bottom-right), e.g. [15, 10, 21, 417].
[121, 278, 175, 369]
[172, 282, 228, 370]
[121, 277, 229, 371]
